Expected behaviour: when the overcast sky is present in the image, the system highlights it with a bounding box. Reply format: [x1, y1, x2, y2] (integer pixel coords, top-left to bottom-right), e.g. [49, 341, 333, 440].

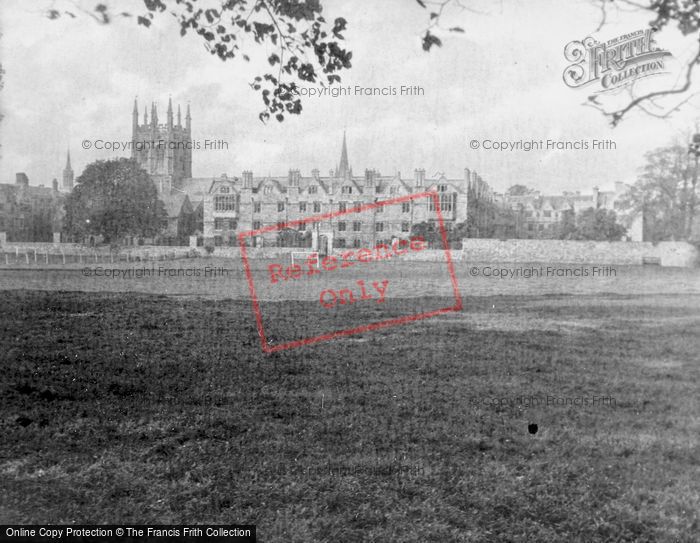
[1, 0, 699, 194]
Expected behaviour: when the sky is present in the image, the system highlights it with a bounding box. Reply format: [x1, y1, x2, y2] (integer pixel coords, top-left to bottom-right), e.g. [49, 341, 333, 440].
[1, 0, 700, 194]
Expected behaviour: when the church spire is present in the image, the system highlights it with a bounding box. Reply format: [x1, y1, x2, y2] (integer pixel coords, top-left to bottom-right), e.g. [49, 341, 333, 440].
[62, 148, 74, 192]
[337, 131, 350, 178]
[132, 97, 139, 135]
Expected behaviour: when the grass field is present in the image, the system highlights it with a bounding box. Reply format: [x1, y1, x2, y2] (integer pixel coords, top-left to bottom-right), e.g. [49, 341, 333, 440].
[1, 265, 699, 541]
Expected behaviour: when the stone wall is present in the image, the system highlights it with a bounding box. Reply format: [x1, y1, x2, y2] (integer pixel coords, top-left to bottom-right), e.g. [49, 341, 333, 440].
[0, 242, 197, 260]
[461, 239, 699, 267]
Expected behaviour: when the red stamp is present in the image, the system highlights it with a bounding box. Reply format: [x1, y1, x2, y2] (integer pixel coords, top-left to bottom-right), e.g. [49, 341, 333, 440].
[238, 191, 462, 352]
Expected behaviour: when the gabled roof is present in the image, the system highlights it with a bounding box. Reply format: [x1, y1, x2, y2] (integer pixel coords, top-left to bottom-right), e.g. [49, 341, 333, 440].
[160, 192, 191, 218]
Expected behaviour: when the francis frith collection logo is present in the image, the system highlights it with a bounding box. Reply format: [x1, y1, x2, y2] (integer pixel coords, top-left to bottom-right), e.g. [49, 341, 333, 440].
[563, 27, 672, 92]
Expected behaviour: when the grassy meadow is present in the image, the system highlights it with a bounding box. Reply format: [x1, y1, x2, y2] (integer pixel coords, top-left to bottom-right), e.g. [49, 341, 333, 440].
[0, 286, 698, 541]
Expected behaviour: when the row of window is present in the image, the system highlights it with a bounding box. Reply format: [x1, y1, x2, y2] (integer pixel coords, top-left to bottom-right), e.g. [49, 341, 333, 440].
[215, 195, 458, 216]
[525, 210, 556, 218]
[245, 220, 412, 232]
[236, 184, 406, 196]
[230, 201, 416, 214]
[214, 218, 237, 230]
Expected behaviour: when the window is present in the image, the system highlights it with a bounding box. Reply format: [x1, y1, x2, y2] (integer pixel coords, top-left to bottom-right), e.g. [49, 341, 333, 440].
[429, 192, 455, 212]
[390, 186, 398, 194]
[278, 202, 285, 212]
[308, 185, 318, 194]
[543, 210, 552, 218]
[339, 202, 347, 212]
[313, 202, 321, 212]
[335, 238, 346, 248]
[437, 184, 448, 192]
[401, 222, 410, 232]
[253, 220, 261, 230]
[338, 221, 346, 231]
[353, 221, 361, 232]
[254, 202, 261, 213]
[353, 239, 362, 248]
[528, 223, 534, 231]
[299, 202, 307, 212]
[214, 218, 224, 230]
[342, 186, 353, 194]
[220, 186, 230, 193]
[402, 202, 410, 213]
[298, 222, 306, 231]
[375, 200, 383, 213]
[375, 222, 384, 232]
[538, 224, 544, 231]
[214, 195, 237, 212]
[263, 185, 273, 195]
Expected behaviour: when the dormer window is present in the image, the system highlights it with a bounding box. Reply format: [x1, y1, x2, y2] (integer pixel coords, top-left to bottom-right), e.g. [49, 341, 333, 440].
[342, 186, 353, 194]
[308, 185, 318, 194]
[220, 186, 230, 194]
[263, 185, 273, 195]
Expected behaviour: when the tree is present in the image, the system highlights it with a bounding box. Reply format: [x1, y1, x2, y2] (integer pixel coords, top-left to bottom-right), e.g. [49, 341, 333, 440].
[617, 145, 700, 241]
[586, 0, 700, 125]
[44, 0, 467, 123]
[506, 184, 531, 197]
[63, 158, 167, 244]
[47, 0, 352, 123]
[566, 207, 627, 241]
[277, 227, 311, 247]
[410, 221, 443, 247]
[554, 209, 577, 240]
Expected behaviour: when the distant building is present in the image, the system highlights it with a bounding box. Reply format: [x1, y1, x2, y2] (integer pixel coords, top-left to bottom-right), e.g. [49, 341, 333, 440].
[495, 183, 644, 241]
[201, 135, 490, 249]
[128, 101, 495, 247]
[0, 173, 65, 242]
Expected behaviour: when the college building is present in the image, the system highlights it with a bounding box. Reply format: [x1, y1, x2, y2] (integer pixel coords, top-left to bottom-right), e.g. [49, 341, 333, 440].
[131, 100, 494, 250]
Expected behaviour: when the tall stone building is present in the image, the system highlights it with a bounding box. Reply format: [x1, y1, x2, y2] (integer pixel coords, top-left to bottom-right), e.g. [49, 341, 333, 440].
[131, 97, 192, 193]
